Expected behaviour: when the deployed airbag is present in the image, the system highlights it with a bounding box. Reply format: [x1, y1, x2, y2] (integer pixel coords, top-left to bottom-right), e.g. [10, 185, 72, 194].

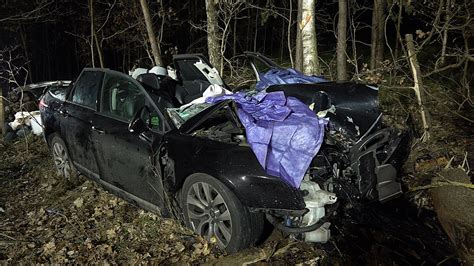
[207, 91, 327, 188]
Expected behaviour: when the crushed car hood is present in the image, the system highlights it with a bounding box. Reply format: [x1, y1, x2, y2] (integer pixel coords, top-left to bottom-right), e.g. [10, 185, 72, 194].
[267, 82, 380, 139]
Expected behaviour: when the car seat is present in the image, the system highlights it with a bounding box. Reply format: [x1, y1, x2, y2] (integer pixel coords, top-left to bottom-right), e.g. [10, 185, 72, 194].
[137, 73, 177, 108]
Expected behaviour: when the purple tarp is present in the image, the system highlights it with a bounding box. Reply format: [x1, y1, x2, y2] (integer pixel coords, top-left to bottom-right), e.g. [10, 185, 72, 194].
[256, 68, 326, 91]
[207, 91, 327, 188]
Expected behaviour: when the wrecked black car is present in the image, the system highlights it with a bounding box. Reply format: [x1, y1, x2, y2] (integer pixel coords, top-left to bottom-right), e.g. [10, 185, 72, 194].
[39, 53, 410, 253]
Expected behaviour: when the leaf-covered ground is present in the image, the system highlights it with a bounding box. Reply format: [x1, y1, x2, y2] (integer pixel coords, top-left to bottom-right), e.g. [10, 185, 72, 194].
[0, 137, 324, 264]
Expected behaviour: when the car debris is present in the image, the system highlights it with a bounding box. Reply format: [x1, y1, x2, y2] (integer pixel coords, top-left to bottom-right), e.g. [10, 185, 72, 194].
[4, 111, 43, 140]
[3, 81, 71, 141]
[39, 53, 410, 253]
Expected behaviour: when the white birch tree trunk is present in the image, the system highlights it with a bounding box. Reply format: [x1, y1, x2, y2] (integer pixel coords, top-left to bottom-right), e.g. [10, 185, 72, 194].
[295, 0, 303, 71]
[300, 0, 320, 75]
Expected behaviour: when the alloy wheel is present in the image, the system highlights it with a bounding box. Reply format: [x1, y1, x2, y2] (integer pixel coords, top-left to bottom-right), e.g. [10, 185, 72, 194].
[52, 141, 73, 180]
[186, 182, 232, 248]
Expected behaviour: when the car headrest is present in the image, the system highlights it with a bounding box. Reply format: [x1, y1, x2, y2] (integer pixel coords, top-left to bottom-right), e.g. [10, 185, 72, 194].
[137, 73, 161, 91]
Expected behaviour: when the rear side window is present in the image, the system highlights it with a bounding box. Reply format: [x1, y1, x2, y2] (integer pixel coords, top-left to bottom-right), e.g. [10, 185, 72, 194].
[71, 71, 103, 109]
[175, 59, 208, 82]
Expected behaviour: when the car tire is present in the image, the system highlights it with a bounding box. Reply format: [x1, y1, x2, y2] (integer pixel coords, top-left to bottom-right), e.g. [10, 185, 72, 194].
[181, 173, 262, 253]
[49, 134, 80, 186]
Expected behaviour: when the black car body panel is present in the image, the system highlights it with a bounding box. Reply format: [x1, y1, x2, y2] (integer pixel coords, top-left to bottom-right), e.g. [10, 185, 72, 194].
[267, 82, 380, 138]
[164, 131, 305, 210]
[40, 68, 307, 216]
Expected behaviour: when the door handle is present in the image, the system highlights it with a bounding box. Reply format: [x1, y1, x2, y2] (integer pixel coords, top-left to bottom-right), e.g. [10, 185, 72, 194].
[91, 126, 105, 135]
[59, 109, 69, 117]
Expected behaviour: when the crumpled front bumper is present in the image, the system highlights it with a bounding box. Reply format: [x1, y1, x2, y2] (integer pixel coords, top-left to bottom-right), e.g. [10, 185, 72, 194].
[349, 127, 412, 202]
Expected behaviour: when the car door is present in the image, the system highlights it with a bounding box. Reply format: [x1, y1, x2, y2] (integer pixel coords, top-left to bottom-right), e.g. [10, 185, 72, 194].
[60, 69, 103, 177]
[172, 54, 226, 104]
[91, 70, 168, 209]
[243, 52, 282, 82]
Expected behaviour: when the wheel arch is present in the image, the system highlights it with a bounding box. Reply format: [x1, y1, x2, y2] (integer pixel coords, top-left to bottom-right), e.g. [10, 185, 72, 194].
[179, 171, 306, 211]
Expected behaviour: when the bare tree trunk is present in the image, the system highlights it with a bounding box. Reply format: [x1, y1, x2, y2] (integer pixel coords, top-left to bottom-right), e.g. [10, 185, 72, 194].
[89, 0, 95, 67]
[0, 88, 4, 136]
[139, 0, 163, 66]
[246, 9, 251, 51]
[394, 0, 403, 58]
[232, 18, 237, 57]
[336, 0, 348, 80]
[370, 0, 377, 69]
[295, 0, 303, 71]
[94, 33, 105, 68]
[406, 34, 431, 142]
[349, 3, 360, 77]
[300, 0, 320, 75]
[253, 8, 258, 52]
[370, 0, 385, 69]
[19, 24, 33, 83]
[287, 0, 294, 67]
[280, 18, 285, 61]
[375, 0, 385, 67]
[439, 0, 451, 66]
[205, 0, 222, 73]
[88, 0, 104, 68]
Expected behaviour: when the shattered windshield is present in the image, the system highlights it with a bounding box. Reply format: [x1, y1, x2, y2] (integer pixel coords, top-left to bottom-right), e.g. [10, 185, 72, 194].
[166, 103, 212, 128]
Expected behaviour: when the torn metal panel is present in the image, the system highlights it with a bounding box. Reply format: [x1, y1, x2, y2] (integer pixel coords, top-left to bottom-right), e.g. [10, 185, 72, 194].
[267, 82, 380, 138]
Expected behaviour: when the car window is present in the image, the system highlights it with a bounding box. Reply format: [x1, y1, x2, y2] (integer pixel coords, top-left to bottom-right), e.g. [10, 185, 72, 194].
[225, 56, 257, 89]
[101, 73, 146, 121]
[71, 71, 103, 109]
[100, 73, 163, 130]
[175, 59, 208, 82]
[252, 58, 273, 74]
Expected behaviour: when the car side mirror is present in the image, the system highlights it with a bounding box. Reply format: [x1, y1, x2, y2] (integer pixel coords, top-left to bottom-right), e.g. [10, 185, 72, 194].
[128, 106, 150, 134]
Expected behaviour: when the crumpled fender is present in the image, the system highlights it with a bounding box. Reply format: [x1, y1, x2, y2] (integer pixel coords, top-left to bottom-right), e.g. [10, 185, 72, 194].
[164, 132, 306, 211]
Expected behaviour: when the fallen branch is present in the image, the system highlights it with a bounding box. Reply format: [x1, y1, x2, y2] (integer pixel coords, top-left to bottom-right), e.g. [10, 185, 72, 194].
[0, 233, 16, 241]
[406, 34, 431, 142]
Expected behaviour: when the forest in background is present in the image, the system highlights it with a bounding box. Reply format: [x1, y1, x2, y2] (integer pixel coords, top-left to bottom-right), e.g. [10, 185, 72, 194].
[1, 0, 472, 130]
[0, 0, 471, 83]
